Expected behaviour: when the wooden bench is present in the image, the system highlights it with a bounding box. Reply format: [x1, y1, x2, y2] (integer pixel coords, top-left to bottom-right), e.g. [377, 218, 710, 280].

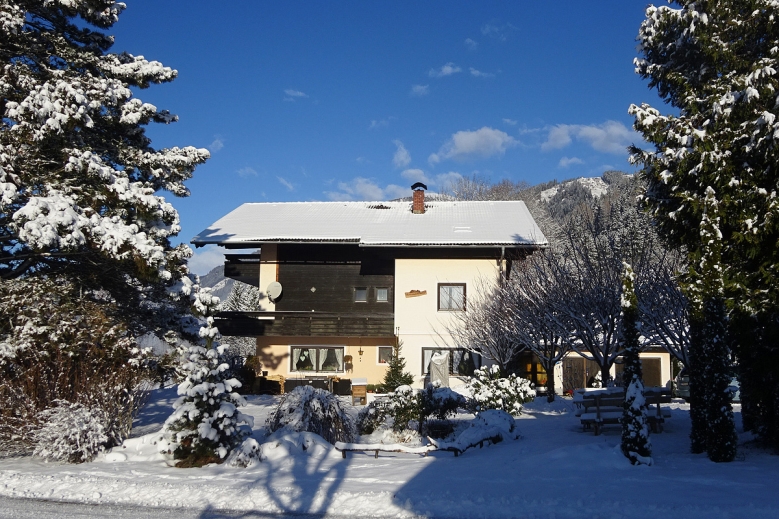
[579, 393, 624, 435]
[579, 388, 672, 435]
[334, 442, 435, 459]
[644, 388, 673, 433]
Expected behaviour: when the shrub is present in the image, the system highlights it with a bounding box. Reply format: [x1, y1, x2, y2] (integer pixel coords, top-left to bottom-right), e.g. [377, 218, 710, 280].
[0, 277, 152, 459]
[32, 400, 109, 463]
[357, 384, 466, 435]
[356, 399, 390, 435]
[467, 365, 535, 416]
[266, 385, 355, 444]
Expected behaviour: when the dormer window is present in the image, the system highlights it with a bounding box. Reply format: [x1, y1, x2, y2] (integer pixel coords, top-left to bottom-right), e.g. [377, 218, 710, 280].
[376, 287, 389, 302]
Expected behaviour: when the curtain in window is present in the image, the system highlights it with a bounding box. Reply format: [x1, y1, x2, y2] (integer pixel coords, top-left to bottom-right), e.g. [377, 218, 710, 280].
[318, 348, 343, 372]
[292, 347, 317, 371]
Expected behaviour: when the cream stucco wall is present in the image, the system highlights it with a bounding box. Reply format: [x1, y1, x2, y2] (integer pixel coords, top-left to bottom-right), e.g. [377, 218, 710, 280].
[255, 336, 392, 383]
[257, 243, 277, 311]
[394, 257, 502, 387]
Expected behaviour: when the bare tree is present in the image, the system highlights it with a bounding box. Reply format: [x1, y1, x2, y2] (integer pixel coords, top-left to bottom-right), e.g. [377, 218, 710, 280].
[637, 252, 691, 369]
[503, 252, 576, 401]
[548, 180, 665, 384]
[439, 278, 525, 375]
[444, 175, 529, 202]
[218, 281, 260, 359]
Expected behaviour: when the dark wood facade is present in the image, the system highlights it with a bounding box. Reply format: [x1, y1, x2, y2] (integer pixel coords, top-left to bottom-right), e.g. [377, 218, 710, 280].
[219, 243, 530, 339]
[215, 311, 394, 338]
[224, 254, 260, 286]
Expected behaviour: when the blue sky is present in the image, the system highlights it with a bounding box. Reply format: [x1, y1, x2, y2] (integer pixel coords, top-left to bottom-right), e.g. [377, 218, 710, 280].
[110, 1, 664, 274]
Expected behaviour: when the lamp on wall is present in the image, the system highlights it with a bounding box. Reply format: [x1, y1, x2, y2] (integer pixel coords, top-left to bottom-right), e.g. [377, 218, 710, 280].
[358, 346, 364, 362]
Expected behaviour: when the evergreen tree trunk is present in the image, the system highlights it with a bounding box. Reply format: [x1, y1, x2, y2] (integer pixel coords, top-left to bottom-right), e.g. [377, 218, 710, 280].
[735, 313, 779, 450]
[700, 297, 737, 462]
[687, 318, 707, 454]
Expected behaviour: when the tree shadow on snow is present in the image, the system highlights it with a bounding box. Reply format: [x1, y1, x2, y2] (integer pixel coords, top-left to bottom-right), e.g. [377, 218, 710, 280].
[196, 435, 351, 518]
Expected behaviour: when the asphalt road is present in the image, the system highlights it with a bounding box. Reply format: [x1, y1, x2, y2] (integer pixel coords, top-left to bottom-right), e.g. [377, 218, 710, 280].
[0, 496, 334, 519]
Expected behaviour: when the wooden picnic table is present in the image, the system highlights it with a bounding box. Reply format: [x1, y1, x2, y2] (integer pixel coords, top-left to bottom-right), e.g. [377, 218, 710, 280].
[574, 387, 672, 435]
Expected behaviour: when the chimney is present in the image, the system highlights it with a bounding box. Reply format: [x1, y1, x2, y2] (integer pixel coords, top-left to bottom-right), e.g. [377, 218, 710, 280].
[411, 182, 427, 214]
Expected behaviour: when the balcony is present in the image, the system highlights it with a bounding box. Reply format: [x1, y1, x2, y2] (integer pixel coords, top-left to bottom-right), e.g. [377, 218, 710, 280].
[214, 311, 395, 338]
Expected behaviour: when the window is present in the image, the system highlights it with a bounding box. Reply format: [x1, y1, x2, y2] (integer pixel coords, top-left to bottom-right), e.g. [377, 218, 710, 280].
[421, 348, 481, 376]
[378, 346, 393, 364]
[376, 287, 389, 302]
[438, 283, 466, 311]
[291, 346, 345, 373]
[354, 287, 367, 302]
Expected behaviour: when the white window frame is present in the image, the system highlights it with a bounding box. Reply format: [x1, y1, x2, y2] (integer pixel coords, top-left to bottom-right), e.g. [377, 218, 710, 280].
[377, 346, 393, 365]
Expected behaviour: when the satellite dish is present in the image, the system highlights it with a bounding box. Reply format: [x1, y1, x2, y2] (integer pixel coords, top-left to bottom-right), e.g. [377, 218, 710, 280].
[267, 281, 282, 302]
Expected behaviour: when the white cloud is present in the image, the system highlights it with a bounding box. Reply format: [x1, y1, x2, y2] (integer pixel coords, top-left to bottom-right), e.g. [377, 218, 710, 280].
[410, 84, 429, 97]
[559, 156, 584, 168]
[541, 126, 573, 151]
[340, 178, 384, 200]
[237, 167, 258, 177]
[429, 127, 517, 164]
[429, 62, 462, 78]
[392, 140, 412, 168]
[503, 118, 517, 126]
[470, 67, 495, 78]
[188, 245, 225, 276]
[384, 184, 410, 199]
[369, 116, 395, 130]
[481, 22, 516, 41]
[465, 38, 478, 50]
[283, 89, 309, 101]
[401, 168, 429, 184]
[208, 137, 224, 152]
[325, 177, 406, 201]
[399, 169, 462, 190]
[434, 171, 463, 189]
[541, 120, 636, 154]
[277, 176, 295, 191]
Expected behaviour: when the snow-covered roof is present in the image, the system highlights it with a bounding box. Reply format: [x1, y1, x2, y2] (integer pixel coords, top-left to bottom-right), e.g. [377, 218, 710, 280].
[192, 200, 547, 248]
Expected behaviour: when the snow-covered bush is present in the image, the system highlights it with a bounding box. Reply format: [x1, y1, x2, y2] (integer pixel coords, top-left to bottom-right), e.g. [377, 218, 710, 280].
[419, 383, 466, 423]
[32, 400, 109, 463]
[388, 385, 422, 432]
[163, 288, 254, 467]
[358, 384, 466, 435]
[356, 399, 390, 435]
[266, 385, 355, 444]
[466, 365, 535, 416]
[0, 277, 152, 458]
[226, 438, 261, 468]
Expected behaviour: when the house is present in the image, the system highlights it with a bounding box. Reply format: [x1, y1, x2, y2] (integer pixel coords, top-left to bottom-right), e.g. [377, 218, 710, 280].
[191, 184, 547, 388]
[192, 184, 673, 392]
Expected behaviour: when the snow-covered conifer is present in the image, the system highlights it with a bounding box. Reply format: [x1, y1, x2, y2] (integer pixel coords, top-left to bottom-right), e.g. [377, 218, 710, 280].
[381, 336, 414, 393]
[693, 193, 737, 462]
[619, 262, 652, 465]
[0, 0, 208, 336]
[163, 288, 254, 467]
[630, 0, 779, 449]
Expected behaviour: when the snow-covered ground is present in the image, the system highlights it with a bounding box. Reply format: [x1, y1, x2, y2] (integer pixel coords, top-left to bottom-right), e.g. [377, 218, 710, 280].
[1, 387, 778, 518]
